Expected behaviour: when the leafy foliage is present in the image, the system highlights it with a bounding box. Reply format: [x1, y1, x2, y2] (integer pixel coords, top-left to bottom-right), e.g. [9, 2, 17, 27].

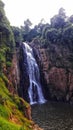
[11, 26, 22, 46]
[0, 0, 15, 73]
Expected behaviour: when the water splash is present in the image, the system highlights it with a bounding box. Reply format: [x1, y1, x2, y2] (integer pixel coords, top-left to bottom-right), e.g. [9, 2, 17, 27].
[23, 42, 46, 105]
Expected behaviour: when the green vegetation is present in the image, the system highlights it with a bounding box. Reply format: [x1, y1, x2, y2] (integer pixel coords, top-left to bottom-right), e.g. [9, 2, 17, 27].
[0, 77, 33, 130]
[0, 1, 33, 129]
[20, 8, 73, 69]
[1, 0, 73, 128]
[0, 0, 15, 73]
[0, 117, 20, 130]
[11, 26, 22, 46]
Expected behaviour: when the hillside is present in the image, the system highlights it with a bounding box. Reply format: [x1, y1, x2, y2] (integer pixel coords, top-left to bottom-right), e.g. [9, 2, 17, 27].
[0, 1, 42, 130]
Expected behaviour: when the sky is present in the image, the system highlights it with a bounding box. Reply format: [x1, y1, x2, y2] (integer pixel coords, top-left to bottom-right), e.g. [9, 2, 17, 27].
[2, 0, 73, 27]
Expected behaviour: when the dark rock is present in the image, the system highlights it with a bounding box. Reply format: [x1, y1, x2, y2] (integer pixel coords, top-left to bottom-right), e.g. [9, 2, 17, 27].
[32, 42, 73, 103]
[19, 44, 30, 102]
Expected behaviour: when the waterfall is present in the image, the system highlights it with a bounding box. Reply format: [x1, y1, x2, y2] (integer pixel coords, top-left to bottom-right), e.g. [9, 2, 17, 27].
[23, 42, 46, 105]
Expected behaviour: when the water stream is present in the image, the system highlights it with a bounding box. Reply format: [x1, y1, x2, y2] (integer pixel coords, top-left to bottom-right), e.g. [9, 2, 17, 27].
[23, 42, 46, 105]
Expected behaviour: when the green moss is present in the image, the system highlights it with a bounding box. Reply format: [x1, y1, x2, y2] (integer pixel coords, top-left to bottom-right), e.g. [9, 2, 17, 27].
[0, 117, 20, 130]
[6, 61, 12, 67]
[0, 116, 32, 130]
[0, 105, 9, 119]
[0, 78, 10, 99]
[13, 96, 30, 108]
[0, 73, 9, 85]
[0, 77, 33, 130]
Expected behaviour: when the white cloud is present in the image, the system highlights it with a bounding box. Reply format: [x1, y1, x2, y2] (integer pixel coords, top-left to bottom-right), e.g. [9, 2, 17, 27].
[2, 0, 73, 27]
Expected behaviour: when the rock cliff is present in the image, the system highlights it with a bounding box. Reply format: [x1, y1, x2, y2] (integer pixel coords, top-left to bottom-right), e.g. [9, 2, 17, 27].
[31, 41, 73, 103]
[2, 46, 43, 130]
[18, 44, 30, 102]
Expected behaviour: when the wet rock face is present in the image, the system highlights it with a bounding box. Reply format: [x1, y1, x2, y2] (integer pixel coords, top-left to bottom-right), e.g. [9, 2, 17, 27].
[48, 67, 67, 92]
[19, 44, 30, 102]
[32, 43, 73, 102]
[48, 67, 68, 101]
[69, 70, 73, 92]
[6, 45, 30, 102]
[6, 51, 20, 95]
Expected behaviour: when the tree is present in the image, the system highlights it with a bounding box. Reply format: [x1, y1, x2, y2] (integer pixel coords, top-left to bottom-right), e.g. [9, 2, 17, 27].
[45, 28, 59, 43]
[42, 23, 50, 38]
[59, 8, 66, 18]
[21, 19, 32, 41]
[0, 0, 15, 71]
[23, 19, 32, 34]
[35, 19, 46, 35]
[11, 26, 22, 47]
[68, 15, 73, 24]
[50, 8, 67, 29]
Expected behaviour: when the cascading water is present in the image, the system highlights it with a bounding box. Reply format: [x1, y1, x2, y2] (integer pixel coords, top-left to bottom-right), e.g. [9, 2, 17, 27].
[23, 42, 46, 105]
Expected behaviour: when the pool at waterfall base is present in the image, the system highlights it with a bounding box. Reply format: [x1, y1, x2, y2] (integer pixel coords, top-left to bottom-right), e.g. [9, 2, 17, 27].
[31, 101, 73, 130]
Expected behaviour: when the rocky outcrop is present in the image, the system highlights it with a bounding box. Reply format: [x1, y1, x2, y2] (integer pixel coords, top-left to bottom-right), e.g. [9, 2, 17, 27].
[32, 124, 44, 130]
[25, 105, 32, 120]
[48, 67, 67, 92]
[7, 50, 20, 95]
[2, 49, 20, 95]
[32, 42, 73, 103]
[19, 44, 30, 102]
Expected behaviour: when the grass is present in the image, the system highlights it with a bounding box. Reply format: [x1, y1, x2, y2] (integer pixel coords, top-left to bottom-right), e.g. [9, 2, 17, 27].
[0, 105, 9, 119]
[0, 117, 20, 130]
[0, 76, 33, 130]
